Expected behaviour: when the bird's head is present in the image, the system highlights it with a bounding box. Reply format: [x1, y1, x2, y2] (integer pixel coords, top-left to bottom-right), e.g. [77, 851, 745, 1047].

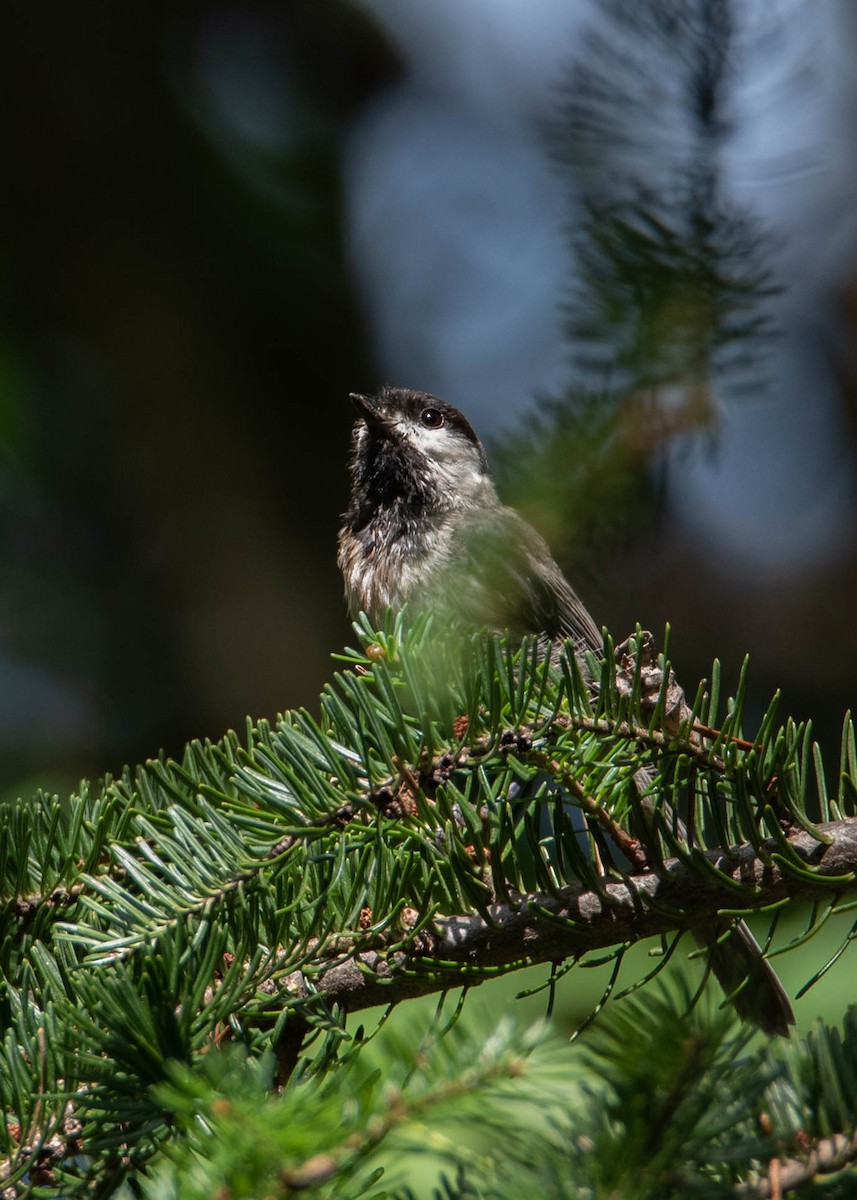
[346, 386, 495, 517]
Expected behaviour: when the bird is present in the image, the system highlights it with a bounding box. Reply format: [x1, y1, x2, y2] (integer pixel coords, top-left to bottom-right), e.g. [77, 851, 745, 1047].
[337, 384, 795, 1036]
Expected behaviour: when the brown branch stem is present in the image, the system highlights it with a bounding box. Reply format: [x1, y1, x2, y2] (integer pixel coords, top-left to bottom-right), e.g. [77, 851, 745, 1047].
[736, 1128, 857, 1197]
[569, 715, 728, 772]
[276, 817, 857, 1018]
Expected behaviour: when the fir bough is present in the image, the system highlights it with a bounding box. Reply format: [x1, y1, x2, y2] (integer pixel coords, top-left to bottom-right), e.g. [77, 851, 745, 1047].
[2, 615, 857, 1195]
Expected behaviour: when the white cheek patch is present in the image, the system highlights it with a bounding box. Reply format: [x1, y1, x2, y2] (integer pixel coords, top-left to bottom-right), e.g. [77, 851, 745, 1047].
[387, 417, 495, 507]
[395, 420, 453, 454]
[396, 421, 473, 466]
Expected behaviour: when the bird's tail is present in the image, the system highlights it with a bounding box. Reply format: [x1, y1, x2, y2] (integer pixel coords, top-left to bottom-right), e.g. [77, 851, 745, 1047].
[695, 918, 795, 1037]
[633, 763, 794, 1037]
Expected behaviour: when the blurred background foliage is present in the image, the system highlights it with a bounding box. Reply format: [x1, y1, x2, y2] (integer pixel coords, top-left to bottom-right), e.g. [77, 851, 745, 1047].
[3, 0, 857, 821]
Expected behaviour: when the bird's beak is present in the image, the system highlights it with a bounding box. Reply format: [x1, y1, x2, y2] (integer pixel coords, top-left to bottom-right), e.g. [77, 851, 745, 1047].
[349, 392, 386, 426]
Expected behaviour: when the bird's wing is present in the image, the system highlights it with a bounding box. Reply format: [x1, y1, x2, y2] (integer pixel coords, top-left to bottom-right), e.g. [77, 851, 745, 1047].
[437, 506, 603, 655]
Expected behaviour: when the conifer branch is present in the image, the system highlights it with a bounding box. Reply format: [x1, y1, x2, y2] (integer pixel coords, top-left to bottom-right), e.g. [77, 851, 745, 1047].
[737, 1130, 857, 1197]
[278, 818, 857, 1018]
[4, 618, 857, 1196]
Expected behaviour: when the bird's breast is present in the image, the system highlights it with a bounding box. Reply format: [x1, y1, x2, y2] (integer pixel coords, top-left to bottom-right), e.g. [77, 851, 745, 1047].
[337, 513, 453, 625]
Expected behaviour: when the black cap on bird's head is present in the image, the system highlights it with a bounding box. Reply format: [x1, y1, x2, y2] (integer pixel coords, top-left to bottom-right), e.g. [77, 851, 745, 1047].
[349, 387, 484, 457]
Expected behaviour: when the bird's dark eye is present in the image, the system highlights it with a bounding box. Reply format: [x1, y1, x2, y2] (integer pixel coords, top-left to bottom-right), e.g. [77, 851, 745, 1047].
[420, 408, 445, 429]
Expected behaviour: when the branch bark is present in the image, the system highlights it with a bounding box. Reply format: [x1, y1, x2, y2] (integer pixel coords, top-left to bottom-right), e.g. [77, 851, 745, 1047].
[736, 1129, 857, 1197]
[280, 818, 857, 1015]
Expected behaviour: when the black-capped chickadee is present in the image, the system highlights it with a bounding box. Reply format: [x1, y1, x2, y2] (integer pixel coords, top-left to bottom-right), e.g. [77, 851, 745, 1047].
[338, 385, 794, 1036]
